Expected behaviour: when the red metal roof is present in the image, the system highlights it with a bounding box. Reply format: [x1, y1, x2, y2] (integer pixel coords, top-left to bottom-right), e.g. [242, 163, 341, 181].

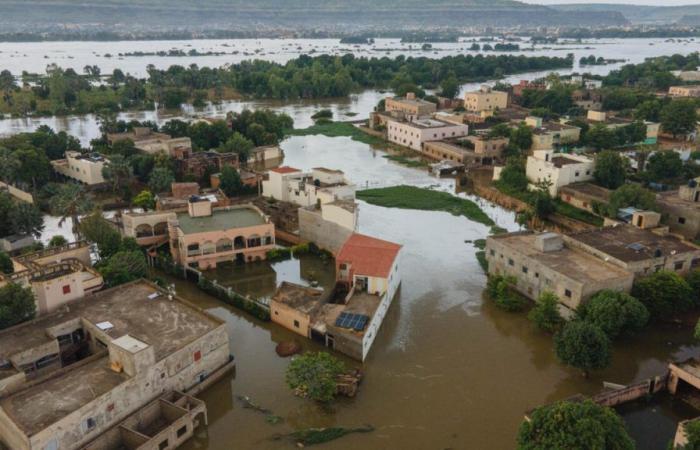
[270, 166, 301, 174]
[336, 233, 402, 279]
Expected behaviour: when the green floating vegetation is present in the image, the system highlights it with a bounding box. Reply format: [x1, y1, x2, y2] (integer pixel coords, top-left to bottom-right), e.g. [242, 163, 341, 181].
[382, 154, 427, 168]
[288, 121, 385, 146]
[292, 426, 374, 446]
[357, 185, 495, 227]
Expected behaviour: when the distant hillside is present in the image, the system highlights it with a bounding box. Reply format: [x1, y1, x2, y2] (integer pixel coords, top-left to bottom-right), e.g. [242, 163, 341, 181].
[550, 3, 700, 25]
[0, 0, 628, 32]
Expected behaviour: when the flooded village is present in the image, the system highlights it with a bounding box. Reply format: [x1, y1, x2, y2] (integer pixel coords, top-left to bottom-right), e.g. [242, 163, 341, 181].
[3, 29, 700, 450]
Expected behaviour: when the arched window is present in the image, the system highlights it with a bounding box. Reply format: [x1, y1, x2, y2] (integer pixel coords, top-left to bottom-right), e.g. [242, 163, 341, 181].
[234, 236, 246, 250]
[216, 238, 232, 253]
[153, 222, 168, 236]
[135, 224, 153, 238]
[201, 241, 215, 255]
[247, 234, 262, 248]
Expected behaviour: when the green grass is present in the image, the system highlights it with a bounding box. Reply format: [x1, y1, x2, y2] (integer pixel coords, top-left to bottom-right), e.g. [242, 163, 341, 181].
[288, 121, 385, 146]
[554, 200, 604, 227]
[357, 185, 495, 227]
[382, 154, 427, 168]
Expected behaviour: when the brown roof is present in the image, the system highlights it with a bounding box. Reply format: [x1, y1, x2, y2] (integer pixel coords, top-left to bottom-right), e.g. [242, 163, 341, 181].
[559, 183, 611, 202]
[337, 233, 402, 279]
[270, 166, 301, 174]
[550, 155, 583, 168]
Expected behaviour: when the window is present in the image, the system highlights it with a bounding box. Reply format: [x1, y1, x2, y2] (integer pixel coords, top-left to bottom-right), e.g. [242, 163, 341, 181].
[489, 249, 495, 256]
[564, 289, 572, 298]
[508, 258, 514, 266]
[679, 217, 687, 224]
[177, 426, 187, 438]
[675, 261, 684, 271]
[575, 171, 580, 177]
[83, 417, 96, 433]
[535, 272, 539, 278]
[522, 266, 528, 274]
[294, 320, 300, 328]
[62, 285, 71, 295]
[106, 403, 115, 412]
[193, 350, 201, 362]
[159, 440, 168, 450]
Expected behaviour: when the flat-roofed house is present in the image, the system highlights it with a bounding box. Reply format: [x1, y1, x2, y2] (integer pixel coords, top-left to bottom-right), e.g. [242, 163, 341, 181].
[669, 85, 700, 98]
[51, 152, 108, 185]
[526, 150, 595, 196]
[485, 231, 634, 311]
[169, 199, 275, 269]
[0, 280, 231, 450]
[107, 127, 192, 158]
[657, 178, 700, 240]
[384, 92, 437, 121]
[559, 182, 611, 214]
[386, 118, 469, 151]
[262, 167, 355, 207]
[464, 85, 509, 113]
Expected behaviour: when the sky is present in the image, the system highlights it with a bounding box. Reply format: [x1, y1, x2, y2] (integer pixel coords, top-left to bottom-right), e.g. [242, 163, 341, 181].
[522, 0, 700, 4]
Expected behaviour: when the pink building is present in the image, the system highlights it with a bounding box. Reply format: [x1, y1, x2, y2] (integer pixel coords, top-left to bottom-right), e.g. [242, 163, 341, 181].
[169, 198, 275, 270]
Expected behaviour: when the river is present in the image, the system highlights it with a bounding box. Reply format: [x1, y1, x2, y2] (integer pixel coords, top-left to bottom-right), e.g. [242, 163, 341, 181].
[4, 37, 700, 448]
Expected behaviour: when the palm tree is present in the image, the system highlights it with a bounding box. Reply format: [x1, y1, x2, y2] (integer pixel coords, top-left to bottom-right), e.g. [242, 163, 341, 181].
[50, 184, 93, 240]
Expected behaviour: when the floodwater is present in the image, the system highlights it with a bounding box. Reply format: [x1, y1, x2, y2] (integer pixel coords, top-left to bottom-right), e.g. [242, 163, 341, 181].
[4, 37, 700, 448]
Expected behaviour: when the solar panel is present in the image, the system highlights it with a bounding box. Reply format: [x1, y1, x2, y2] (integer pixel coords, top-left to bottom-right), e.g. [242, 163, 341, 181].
[335, 312, 369, 331]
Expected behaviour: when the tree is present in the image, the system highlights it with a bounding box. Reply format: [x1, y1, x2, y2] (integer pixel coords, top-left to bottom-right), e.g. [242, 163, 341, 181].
[528, 291, 563, 333]
[631, 271, 693, 320]
[496, 158, 528, 194]
[511, 123, 533, 151]
[10, 202, 44, 237]
[687, 270, 700, 307]
[285, 352, 344, 403]
[219, 166, 244, 197]
[49, 184, 93, 239]
[594, 150, 627, 189]
[440, 75, 460, 99]
[148, 167, 175, 194]
[529, 179, 555, 220]
[0, 252, 13, 274]
[0, 283, 36, 330]
[661, 99, 698, 138]
[48, 235, 68, 248]
[679, 418, 700, 450]
[80, 212, 123, 259]
[554, 321, 611, 377]
[517, 399, 634, 450]
[578, 290, 649, 339]
[219, 132, 254, 164]
[645, 151, 683, 183]
[607, 184, 656, 217]
[132, 190, 155, 211]
[102, 154, 134, 197]
[108, 139, 138, 158]
[98, 250, 148, 288]
[486, 275, 527, 312]
[585, 123, 618, 151]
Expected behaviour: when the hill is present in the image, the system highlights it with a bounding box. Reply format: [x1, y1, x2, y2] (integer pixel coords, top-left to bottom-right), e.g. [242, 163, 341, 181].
[0, 0, 628, 33]
[549, 3, 700, 25]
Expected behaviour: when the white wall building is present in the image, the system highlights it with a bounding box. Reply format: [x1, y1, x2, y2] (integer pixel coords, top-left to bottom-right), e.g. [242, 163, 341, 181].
[262, 167, 355, 207]
[526, 150, 595, 196]
[386, 118, 469, 151]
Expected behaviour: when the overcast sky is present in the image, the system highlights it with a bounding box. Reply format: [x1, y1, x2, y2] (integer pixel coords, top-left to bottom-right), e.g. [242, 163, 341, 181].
[522, 0, 700, 5]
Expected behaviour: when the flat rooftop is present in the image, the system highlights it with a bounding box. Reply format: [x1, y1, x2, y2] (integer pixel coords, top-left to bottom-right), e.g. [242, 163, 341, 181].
[409, 118, 458, 129]
[491, 232, 631, 285]
[550, 155, 587, 168]
[658, 190, 700, 211]
[176, 207, 266, 234]
[327, 199, 357, 213]
[559, 182, 611, 201]
[271, 282, 324, 315]
[568, 225, 699, 263]
[389, 96, 435, 107]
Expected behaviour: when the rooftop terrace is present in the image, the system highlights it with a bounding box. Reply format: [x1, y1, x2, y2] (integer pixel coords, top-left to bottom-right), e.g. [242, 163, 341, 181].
[176, 207, 266, 234]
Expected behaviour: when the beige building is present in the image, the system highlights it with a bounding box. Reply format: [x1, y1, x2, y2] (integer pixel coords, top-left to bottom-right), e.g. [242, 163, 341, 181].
[657, 178, 700, 240]
[107, 128, 192, 157]
[1, 242, 103, 316]
[262, 167, 355, 207]
[669, 85, 700, 98]
[586, 110, 660, 144]
[169, 200, 275, 270]
[51, 152, 108, 185]
[525, 116, 581, 151]
[270, 282, 325, 337]
[485, 232, 634, 311]
[464, 85, 509, 113]
[563, 225, 700, 277]
[526, 150, 595, 196]
[299, 200, 358, 254]
[386, 118, 469, 151]
[121, 210, 175, 247]
[0, 280, 231, 450]
[384, 92, 437, 121]
[422, 135, 507, 165]
[559, 182, 611, 214]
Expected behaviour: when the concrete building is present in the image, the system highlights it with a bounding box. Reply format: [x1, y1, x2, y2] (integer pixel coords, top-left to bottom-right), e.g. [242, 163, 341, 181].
[657, 178, 700, 240]
[268, 233, 402, 361]
[121, 210, 175, 247]
[386, 118, 469, 152]
[0, 235, 36, 254]
[156, 183, 229, 212]
[672, 70, 700, 82]
[262, 167, 355, 207]
[51, 152, 108, 186]
[0, 280, 231, 450]
[585, 110, 660, 145]
[563, 225, 700, 277]
[669, 85, 700, 98]
[169, 200, 275, 270]
[485, 231, 634, 311]
[247, 145, 283, 167]
[464, 85, 509, 113]
[107, 128, 192, 158]
[299, 200, 358, 254]
[559, 182, 611, 215]
[2, 242, 103, 316]
[525, 116, 581, 151]
[422, 135, 507, 165]
[526, 150, 595, 196]
[384, 92, 437, 121]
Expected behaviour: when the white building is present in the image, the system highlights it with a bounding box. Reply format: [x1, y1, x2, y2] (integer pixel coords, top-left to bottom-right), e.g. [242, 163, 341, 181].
[386, 118, 469, 151]
[51, 152, 108, 185]
[526, 150, 595, 196]
[262, 167, 355, 207]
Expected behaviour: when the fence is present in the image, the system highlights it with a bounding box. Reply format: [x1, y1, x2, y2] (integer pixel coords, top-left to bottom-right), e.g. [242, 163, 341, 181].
[153, 255, 270, 322]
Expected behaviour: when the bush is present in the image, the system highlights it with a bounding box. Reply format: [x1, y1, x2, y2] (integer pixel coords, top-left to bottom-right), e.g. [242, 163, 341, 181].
[487, 275, 527, 312]
[578, 290, 649, 339]
[517, 399, 634, 450]
[687, 270, 700, 306]
[266, 247, 292, 261]
[0, 251, 13, 274]
[286, 352, 344, 402]
[48, 235, 68, 248]
[0, 283, 36, 330]
[528, 291, 563, 333]
[631, 271, 693, 320]
[554, 321, 611, 376]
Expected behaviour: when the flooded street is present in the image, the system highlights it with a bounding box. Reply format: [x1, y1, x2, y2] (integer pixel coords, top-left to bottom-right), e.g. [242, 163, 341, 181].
[3, 36, 700, 448]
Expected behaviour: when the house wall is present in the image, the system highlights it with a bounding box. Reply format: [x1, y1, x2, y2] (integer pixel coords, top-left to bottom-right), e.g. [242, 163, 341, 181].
[25, 325, 229, 450]
[298, 208, 354, 255]
[387, 121, 469, 151]
[657, 199, 700, 240]
[270, 302, 310, 337]
[526, 152, 595, 196]
[361, 255, 401, 360]
[385, 97, 436, 119]
[464, 90, 508, 112]
[33, 273, 87, 315]
[53, 153, 107, 185]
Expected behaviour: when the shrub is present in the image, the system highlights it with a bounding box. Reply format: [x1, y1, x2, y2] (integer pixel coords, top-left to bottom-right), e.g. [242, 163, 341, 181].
[554, 321, 611, 377]
[286, 352, 344, 403]
[631, 271, 693, 320]
[528, 291, 563, 333]
[578, 290, 649, 339]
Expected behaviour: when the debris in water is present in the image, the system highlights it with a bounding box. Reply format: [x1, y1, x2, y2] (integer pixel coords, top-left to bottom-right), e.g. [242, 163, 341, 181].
[274, 425, 374, 446]
[276, 341, 302, 357]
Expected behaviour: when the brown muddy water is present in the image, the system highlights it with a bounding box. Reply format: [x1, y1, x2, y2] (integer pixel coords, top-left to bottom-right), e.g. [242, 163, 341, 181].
[155, 134, 700, 450]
